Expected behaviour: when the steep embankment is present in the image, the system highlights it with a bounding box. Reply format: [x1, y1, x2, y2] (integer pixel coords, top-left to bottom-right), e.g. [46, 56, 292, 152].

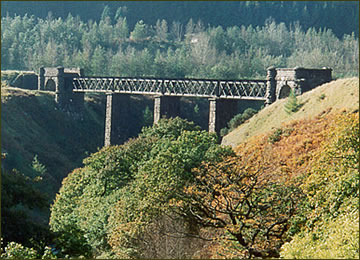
[1, 87, 105, 194]
[214, 77, 359, 259]
[222, 77, 359, 147]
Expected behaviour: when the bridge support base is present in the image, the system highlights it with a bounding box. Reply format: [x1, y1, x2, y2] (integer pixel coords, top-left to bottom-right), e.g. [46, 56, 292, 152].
[208, 98, 238, 135]
[104, 93, 131, 146]
[154, 95, 181, 124]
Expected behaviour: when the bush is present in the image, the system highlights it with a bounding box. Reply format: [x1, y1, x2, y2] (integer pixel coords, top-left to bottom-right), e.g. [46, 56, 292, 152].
[268, 128, 283, 144]
[220, 127, 229, 137]
[284, 90, 302, 114]
[227, 108, 258, 132]
[1, 241, 38, 259]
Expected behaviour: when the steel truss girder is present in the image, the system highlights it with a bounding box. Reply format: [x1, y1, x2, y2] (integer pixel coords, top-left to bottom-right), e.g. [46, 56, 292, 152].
[72, 77, 267, 100]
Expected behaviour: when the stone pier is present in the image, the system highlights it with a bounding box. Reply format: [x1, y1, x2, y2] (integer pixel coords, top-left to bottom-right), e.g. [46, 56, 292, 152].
[208, 98, 238, 135]
[154, 95, 181, 124]
[38, 67, 85, 111]
[104, 93, 131, 146]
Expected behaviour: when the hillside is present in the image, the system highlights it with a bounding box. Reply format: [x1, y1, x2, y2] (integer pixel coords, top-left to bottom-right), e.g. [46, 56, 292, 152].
[1, 78, 358, 258]
[212, 77, 359, 258]
[222, 77, 359, 147]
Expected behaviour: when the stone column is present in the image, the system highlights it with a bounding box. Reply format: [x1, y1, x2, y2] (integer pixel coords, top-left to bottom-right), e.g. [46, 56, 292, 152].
[104, 93, 113, 147]
[54, 67, 65, 104]
[265, 66, 277, 106]
[38, 67, 45, 90]
[208, 98, 238, 135]
[208, 98, 218, 133]
[104, 93, 131, 146]
[153, 95, 181, 124]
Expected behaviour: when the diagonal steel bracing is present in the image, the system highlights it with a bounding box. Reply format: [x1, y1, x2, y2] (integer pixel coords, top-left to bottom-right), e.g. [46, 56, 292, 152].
[72, 77, 267, 100]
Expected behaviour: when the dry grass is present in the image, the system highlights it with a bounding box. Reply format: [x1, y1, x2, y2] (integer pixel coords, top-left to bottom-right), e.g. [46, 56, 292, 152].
[222, 78, 359, 147]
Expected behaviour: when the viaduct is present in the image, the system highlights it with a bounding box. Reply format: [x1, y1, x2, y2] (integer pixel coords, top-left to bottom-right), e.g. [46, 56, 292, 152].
[36, 66, 332, 146]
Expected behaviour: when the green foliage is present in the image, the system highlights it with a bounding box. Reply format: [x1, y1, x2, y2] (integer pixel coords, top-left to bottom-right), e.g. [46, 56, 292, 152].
[0, 241, 59, 259]
[318, 93, 326, 100]
[130, 20, 149, 41]
[50, 117, 233, 258]
[230, 108, 257, 130]
[31, 154, 47, 177]
[268, 127, 294, 144]
[280, 112, 359, 258]
[284, 90, 302, 114]
[142, 106, 153, 126]
[1, 11, 358, 78]
[221, 108, 258, 136]
[268, 128, 283, 144]
[1, 168, 52, 251]
[220, 127, 229, 137]
[1, 242, 38, 259]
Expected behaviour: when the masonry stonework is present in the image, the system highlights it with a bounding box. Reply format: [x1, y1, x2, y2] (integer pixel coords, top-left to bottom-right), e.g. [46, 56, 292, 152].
[154, 95, 181, 124]
[38, 67, 85, 111]
[208, 98, 238, 135]
[104, 93, 131, 146]
[36, 66, 332, 146]
[274, 67, 332, 100]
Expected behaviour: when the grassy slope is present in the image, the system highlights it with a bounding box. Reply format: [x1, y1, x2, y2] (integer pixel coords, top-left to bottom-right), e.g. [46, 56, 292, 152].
[222, 77, 359, 147]
[210, 78, 359, 258]
[1, 87, 105, 195]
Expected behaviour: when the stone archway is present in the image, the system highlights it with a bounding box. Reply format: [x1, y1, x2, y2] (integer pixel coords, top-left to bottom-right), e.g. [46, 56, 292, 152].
[45, 78, 56, 91]
[278, 84, 291, 99]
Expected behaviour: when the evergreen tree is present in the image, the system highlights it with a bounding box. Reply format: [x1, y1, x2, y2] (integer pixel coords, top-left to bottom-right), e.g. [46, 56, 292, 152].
[284, 89, 301, 114]
[130, 20, 149, 41]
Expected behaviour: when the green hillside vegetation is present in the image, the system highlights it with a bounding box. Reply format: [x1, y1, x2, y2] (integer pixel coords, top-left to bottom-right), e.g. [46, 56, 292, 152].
[1, 11, 358, 79]
[3, 79, 357, 259]
[1, 86, 105, 191]
[1, 4, 358, 258]
[222, 77, 359, 147]
[2, 2, 358, 38]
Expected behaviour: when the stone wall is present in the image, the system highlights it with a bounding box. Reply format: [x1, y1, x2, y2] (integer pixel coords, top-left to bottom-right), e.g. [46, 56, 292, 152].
[38, 67, 85, 111]
[274, 67, 332, 99]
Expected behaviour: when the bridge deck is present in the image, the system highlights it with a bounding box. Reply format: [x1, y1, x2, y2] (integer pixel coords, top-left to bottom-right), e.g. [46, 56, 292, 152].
[72, 77, 267, 100]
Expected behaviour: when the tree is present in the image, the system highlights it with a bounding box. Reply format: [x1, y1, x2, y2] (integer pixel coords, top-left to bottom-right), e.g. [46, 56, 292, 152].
[90, 45, 107, 75]
[155, 19, 168, 42]
[174, 157, 303, 258]
[284, 89, 302, 114]
[114, 6, 128, 21]
[108, 118, 234, 258]
[50, 117, 233, 258]
[130, 20, 149, 41]
[114, 16, 129, 40]
[142, 106, 153, 127]
[100, 5, 112, 24]
[170, 21, 183, 42]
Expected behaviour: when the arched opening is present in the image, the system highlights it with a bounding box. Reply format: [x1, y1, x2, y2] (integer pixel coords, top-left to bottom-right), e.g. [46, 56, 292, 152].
[278, 85, 291, 99]
[45, 79, 56, 91]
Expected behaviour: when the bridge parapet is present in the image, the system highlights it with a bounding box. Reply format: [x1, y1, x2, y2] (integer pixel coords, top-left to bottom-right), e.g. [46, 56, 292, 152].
[274, 67, 332, 99]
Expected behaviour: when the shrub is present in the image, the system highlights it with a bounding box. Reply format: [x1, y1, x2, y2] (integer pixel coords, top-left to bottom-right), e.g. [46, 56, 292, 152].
[227, 108, 258, 132]
[1, 241, 38, 259]
[284, 90, 302, 114]
[268, 128, 283, 143]
[220, 127, 229, 137]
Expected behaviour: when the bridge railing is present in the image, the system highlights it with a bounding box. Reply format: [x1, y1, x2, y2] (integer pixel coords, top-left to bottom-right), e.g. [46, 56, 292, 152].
[72, 77, 267, 100]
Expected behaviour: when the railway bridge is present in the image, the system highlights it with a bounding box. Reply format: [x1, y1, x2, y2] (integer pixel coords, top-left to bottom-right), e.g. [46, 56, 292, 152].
[38, 66, 332, 146]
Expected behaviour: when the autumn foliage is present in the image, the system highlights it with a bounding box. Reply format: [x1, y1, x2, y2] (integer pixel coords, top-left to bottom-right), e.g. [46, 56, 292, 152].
[48, 109, 359, 258]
